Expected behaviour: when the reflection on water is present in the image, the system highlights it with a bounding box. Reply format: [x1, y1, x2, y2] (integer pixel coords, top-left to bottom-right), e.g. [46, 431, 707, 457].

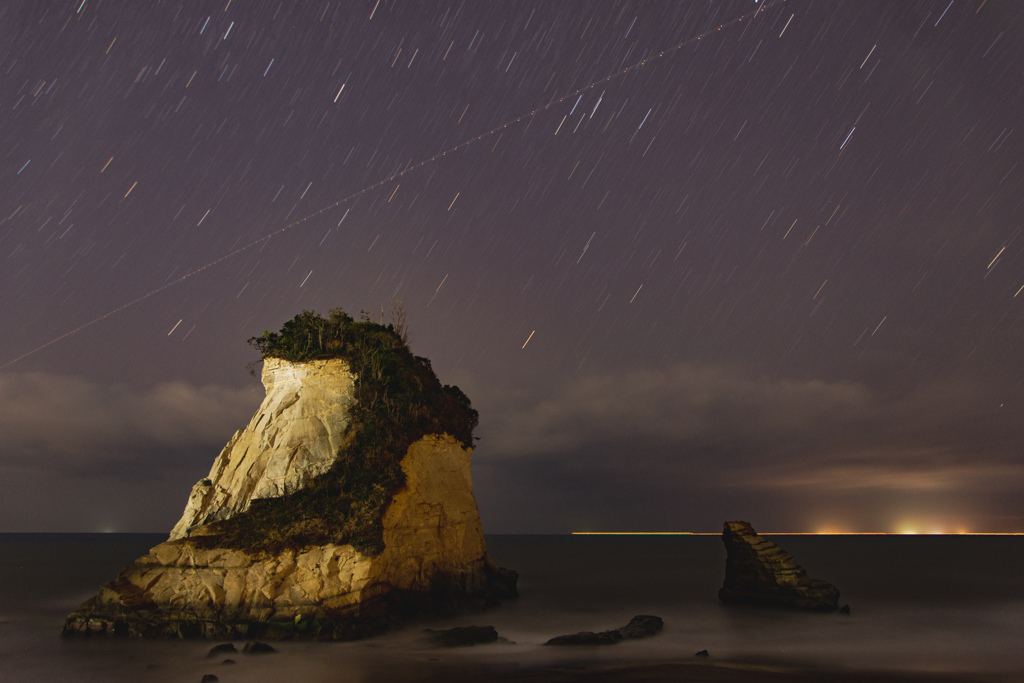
[1, 534, 1023, 681]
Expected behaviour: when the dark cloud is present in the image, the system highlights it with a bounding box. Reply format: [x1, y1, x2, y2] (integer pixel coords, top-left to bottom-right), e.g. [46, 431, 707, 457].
[0, 372, 259, 469]
[0, 372, 261, 531]
[485, 364, 873, 456]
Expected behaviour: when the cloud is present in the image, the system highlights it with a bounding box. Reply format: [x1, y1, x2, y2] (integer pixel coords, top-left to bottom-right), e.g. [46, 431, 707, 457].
[485, 364, 871, 456]
[480, 363, 1024, 497]
[0, 372, 261, 474]
[738, 450, 1024, 492]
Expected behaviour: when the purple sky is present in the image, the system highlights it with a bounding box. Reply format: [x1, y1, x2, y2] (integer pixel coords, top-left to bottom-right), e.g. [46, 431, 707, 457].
[3, 0, 1023, 534]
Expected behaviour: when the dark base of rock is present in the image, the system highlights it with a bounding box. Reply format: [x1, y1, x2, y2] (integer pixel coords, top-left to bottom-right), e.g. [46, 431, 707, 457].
[545, 615, 663, 646]
[718, 578, 840, 612]
[485, 561, 519, 601]
[62, 565, 519, 641]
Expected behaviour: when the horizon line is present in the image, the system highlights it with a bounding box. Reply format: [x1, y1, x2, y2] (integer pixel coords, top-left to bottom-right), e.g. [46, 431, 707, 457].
[570, 531, 1024, 536]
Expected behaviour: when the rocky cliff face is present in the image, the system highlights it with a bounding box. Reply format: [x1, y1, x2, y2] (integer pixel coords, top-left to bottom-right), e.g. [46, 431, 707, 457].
[718, 520, 839, 611]
[170, 357, 356, 540]
[64, 353, 515, 639]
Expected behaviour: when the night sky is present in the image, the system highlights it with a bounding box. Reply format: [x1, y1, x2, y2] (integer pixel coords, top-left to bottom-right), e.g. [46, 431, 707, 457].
[3, 0, 1023, 535]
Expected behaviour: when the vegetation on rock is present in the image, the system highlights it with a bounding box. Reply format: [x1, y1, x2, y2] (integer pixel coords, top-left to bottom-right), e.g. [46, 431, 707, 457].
[196, 307, 478, 557]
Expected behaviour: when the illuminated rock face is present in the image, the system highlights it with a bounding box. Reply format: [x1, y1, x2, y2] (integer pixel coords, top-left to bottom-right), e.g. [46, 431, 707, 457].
[169, 357, 357, 540]
[718, 521, 839, 611]
[63, 357, 516, 639]
[63, 434, 515, 639]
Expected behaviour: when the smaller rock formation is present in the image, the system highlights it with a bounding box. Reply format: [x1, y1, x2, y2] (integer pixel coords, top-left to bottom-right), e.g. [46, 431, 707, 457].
[544, 615, 663, 646]
[718, 521, 839, 611]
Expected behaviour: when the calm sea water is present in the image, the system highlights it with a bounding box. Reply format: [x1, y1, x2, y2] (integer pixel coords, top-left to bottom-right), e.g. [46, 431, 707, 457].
[1, 533, 1022, 681]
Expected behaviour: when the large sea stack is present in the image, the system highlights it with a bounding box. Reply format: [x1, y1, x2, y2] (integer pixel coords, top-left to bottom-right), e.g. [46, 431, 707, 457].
[718, 520, 839, 611]
[64, 309, 516, 639]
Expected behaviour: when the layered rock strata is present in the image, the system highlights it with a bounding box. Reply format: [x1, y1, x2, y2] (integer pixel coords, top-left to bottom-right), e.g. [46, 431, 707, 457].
[718, 521, 839, 611]
[64, 355, 516, 639]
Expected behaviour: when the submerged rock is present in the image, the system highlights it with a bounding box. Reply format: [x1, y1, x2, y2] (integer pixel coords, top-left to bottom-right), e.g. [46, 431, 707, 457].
[545, 615, 663, 646]
[616, 614, 664, 639]
[718, 521, 839, 611]
[546, 630, 623, 646]
[206, 643, 236, 657]
[242, 641, 276, 654]
[63, 311, 516, 639]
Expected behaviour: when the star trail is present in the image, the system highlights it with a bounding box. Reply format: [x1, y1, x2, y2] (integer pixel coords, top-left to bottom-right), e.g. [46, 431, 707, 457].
[2, 1, 1023, 534]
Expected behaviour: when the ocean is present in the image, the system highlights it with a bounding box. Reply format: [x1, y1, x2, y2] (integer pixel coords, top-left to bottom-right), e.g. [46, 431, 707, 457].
[1, 533, 1022, 682]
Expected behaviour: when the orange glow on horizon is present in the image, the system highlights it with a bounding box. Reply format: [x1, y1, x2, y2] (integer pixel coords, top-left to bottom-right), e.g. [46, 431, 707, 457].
[894, 519, 978, 535]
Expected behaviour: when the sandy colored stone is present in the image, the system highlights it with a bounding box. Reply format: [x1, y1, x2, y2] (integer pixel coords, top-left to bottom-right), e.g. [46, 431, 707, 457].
[64, 356, 516, 639]
[64, 433, 513, 639]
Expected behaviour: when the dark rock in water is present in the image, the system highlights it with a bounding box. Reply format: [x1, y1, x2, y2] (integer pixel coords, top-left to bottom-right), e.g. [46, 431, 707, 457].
[206, 643, 236, 657]
[545, 615, 663, 646]
[242, 641, 276, 654]
[718, 521, 840, 611]
[617, 615, 664, 639]
[839, 604, 851, 615]
[425, 625, 499, 647]
[695, 649, 709, 657]
[546, 630, 623, 646]
[201, 675, 219, 683]
[486, 564, 520, 600]
[220, 659, 236, 665]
